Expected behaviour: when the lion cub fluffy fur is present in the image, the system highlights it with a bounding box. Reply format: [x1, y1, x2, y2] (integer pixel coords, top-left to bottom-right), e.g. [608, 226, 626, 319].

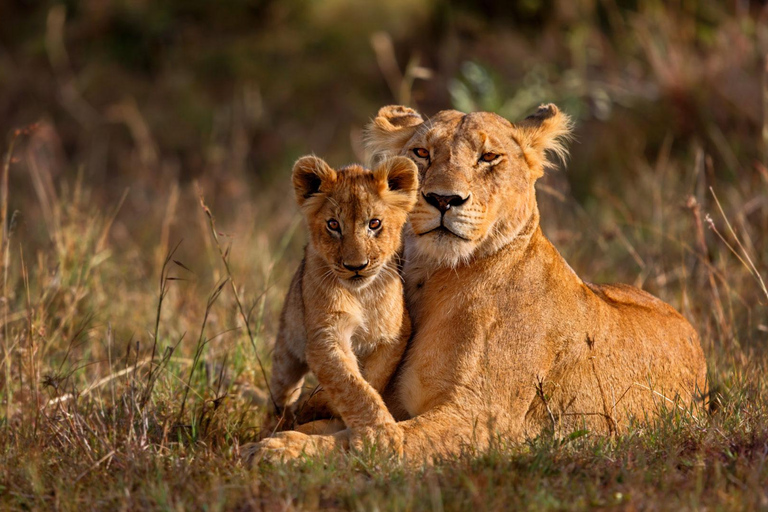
[268, 155, 418, 432]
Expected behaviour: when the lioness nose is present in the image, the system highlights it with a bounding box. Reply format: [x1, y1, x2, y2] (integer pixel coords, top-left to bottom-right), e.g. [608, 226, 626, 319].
[424, 192, 468, 214]
[343, 261, 369, 272]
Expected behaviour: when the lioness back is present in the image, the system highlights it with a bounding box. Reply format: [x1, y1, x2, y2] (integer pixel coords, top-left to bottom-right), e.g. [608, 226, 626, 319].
[267, 155, 418, 433]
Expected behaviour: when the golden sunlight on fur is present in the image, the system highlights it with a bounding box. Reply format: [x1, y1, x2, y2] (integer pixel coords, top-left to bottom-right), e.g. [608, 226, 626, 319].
[249, 155, 418, 453]
[244, 104, 707, 466]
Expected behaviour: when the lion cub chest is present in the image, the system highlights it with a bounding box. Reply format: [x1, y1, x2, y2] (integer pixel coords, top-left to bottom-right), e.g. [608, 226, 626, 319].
[321, 274, 406, 358]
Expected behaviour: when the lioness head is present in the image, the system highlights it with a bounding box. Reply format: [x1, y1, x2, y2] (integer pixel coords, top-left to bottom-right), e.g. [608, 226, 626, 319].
[292, 155, 418, 289]
[365, 104, 572, 267]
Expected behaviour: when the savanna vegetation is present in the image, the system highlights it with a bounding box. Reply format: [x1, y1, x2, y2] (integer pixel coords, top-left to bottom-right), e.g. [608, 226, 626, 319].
[1, 0, 767, 509]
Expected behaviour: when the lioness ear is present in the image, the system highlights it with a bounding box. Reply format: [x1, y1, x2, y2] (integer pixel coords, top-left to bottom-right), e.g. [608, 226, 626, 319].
[511, 103, 573, 179]
[292, 155, 337, 206]
[364, 105, 424, 165]
[373, 156, 419, 211]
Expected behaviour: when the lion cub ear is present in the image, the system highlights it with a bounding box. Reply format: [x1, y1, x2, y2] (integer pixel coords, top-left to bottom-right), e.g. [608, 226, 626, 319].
[511, 103, 573, 179]
[292, 155, 337, 207]
[373, 156, 419, 211]
[365, 105, 424, 165]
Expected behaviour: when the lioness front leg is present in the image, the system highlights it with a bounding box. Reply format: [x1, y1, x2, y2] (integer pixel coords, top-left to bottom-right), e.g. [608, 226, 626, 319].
[271, 401, 495, 464]
[294, 418, 346, 435]
[349, 401, 508, 464]
[305, 327, 396, 430]
[353, 366, 546, 464]
[246, 402, 494, 466]
[242, 429, 347, 465]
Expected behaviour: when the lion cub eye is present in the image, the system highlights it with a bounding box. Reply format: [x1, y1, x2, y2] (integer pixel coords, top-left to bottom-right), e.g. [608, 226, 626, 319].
[368, 219, 382, 230]
[480, 152, 500, 163]
[413, 148, 430, 159]
[327, 219, 341, 232]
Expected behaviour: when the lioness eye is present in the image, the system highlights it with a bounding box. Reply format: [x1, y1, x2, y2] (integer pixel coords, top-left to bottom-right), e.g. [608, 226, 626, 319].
[413, 148, 430, 159]
[480, 152, 499, 162]
[327, 219, 340, 232]
[369, 219, 381, 230]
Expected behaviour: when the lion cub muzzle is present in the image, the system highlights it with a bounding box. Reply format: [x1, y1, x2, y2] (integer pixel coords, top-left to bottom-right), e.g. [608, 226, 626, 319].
[340, 259, 374, 289]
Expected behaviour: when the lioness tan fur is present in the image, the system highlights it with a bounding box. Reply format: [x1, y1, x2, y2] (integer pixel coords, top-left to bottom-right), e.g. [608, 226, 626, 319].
[266, 155, 418, 435]
[245, 104, 707, 465]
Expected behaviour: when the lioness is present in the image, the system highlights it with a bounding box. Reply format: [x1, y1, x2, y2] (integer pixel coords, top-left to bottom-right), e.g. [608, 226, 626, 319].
[267, 155, 417, 435]
[246, 104, 707, 464]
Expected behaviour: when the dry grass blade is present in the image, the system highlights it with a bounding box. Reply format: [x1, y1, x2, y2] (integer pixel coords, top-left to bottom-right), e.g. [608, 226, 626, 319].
[74, 450, 115, 483]
[1, 135, 19, 433]
[46, 359, 151, 406]
[1, 136, 15, 250]
[687, 194, 731, 341]
[142, 240, 183, 408]
[370, 31, 431, 106]
[178, 278, 228, 424]
[197, 191, 277, 411]
[708, 187, 768, 302]
[96, 187, 129, 253]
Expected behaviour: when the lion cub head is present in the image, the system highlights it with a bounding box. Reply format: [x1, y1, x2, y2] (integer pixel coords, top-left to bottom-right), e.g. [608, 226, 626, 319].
[365, 104, 572, 267]
[292, 155, 418, 289]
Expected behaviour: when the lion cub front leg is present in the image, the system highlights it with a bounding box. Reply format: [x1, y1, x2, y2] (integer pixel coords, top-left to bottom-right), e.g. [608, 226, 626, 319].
[294, 325, 407, 425]
[361, 315, 410, 394]
[293, 324, 406, 424]
[266, 331, 308, 432]
[293, 387, 337, 424]
[305, 321, 396, 430]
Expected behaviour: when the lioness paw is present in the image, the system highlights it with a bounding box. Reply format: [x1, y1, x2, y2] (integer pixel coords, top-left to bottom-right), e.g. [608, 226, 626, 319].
[242, 431, 339, 467]
[349, 423, 405, 459]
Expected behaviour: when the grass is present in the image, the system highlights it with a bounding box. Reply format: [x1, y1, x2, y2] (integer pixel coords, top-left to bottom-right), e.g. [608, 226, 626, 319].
[2, 2, 768, 510]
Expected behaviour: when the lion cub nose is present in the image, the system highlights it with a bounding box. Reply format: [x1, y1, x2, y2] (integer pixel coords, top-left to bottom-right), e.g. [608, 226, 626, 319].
[343, 261, 369, 272]
[424, 192, 468, 214]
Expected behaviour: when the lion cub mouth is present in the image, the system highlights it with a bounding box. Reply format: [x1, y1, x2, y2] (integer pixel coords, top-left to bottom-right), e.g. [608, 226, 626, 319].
[339, 270, 378, 289]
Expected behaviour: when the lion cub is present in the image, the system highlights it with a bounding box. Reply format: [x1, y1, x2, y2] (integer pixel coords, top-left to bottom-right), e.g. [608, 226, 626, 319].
[267, 155, 418, 433]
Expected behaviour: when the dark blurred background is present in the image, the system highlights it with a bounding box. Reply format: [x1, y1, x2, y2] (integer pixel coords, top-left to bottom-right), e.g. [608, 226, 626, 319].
[3, 1, 766, 200]
[1, 0, 767, 349]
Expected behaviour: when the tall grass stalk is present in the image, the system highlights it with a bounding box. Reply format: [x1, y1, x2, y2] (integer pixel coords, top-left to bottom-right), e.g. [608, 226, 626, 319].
[178, 278, 228, 424]
[198, 193, 278, 410]
[707, 187, 768, 302]
[1, 134, 18, 434]
[141, 241, 182, 408]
